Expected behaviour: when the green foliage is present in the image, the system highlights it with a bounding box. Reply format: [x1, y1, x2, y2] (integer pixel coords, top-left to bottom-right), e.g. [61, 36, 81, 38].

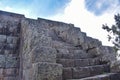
[102, 14, 120, 50]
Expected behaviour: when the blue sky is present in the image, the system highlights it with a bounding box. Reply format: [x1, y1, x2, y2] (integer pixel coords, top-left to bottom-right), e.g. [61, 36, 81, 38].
[0, 0, 120, 46]
[0, 0, 70, 17]
[0, 0, 119, 17]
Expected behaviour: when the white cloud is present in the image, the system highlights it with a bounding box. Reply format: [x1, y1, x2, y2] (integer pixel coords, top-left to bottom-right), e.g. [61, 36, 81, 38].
[4, 6, 13, 11]
[48, 0, 120, 46]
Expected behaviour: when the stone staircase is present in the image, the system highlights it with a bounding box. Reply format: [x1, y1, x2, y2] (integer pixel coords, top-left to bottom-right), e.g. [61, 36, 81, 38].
[0, 10, 120, 80]
[0, 12, 23, 80]
[55, 42, 120, 80]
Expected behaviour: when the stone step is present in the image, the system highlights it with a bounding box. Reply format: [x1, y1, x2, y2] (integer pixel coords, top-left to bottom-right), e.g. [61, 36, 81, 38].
[0, 54, 19, 68]
[0, 34, 19, 43]
[56, 51, 90, 59]
[0, 43, 17, 50]
[56, 58, 100, 67]
[67, 73, 120, 80]
[0, 24, 20, 36]
[63, 65, 110, 80]
[31, 62, 63, 80]
[52, 41, 81, 50]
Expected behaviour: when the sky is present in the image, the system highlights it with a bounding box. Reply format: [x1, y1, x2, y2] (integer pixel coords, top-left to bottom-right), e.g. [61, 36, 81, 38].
[0, 0, 120, 46]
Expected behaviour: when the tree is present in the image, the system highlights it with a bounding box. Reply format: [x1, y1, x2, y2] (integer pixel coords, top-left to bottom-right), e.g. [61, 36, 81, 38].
[102, 14, 120, 50]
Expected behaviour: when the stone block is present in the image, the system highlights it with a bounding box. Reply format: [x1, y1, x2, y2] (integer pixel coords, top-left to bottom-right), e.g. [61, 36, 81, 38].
[32, 62, 63, 80]
[4, 68, 18, 76]
[72, 67, 90, 78]
[63, 68, 73, 80]
[99, 46, 116, 62]
[4, 50, 14, 54]
[87, 47, 101, 58]
[31, 46, 56, 63]
[56, 53, 63, 59]
[0, 69, 3, 75]
[89, 58, 100, 65]
[89, 65, 109, 76]
[69, 50, 89, 59]
[0, 43, 5, 50]
[0, 49, 4, 54]
[0, 24, 3, 33]
[0, 55, 5, 68]
[110, 60, 120, 73]
[0, 77, 4, 80]
[61, 53, 73, 59]
[85, 37, 102, 49]
[56, 59, 74, 67]
[5, 43, 17, 50]
[0, 35, 6, 43]
[4, 77, 18, 80]
[5, 55, 19, 68]
[7, 25, 19, 36]
[23, 68, 33, 80]
[6, 36, 18, 44]
[74, 59, 89, 67]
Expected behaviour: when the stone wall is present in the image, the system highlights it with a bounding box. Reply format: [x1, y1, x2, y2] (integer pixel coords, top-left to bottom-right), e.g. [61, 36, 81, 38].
[0, 10, 24, 80]
[20, 18, 63, 80]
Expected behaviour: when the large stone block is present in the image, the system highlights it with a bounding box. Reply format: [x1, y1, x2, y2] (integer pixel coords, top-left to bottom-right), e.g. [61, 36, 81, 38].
[5, 55, 19, 68]
[87, 47, 101, 58]
[0, 55, 5, 68]
[90, 65, 110, 76]
[6, 36, 18, 44]
[0, 35, 6, 43]
[0, 69, 3, 75]
[83, 37, 102, 50]
[99, 46, 116, 62]
[110, 60, 120, 73]
[32, 62, 63, 80]
[56, 59, 74, 67]
[4, 68, 18, 76]
[69, 50, 89, 59]
[4, 77, 18, 80]
[23, 68, 33, 80]
[74, 59, 90, 67]
[63, 68, 73, 80]
[31, 46, 57, 63]
[5, 43, 17, 50]
[57, 27, 84, 46]
[72, 67, 90, 78]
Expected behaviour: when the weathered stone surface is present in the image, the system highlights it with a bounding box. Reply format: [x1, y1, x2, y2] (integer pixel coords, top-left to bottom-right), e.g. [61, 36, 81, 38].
[56, 27, 84, 46]
[0, 35, 6, 43]
[110, 60, 120, 73]
[56, 59, 74, 67]
[23, 68, 33, 80]
[99, 46, 116, 62]
[87, 47, 101, 58]
[73, 67, 90, 78]
[0, 55, 5, 68]
[74, 59, 90, 67]
[0, 69, 3, 75]
[6, 36, 18, 44]
[4, 77, 18, 80]
[32, 62, 63, 80]
[63, 68, 73, 80]
[89, 65, 109, 76]
[5, 54, 19, 68]
[4, 68, 18, 76]
[31, 46, 57, 63]
[86, 37, 102, 49]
